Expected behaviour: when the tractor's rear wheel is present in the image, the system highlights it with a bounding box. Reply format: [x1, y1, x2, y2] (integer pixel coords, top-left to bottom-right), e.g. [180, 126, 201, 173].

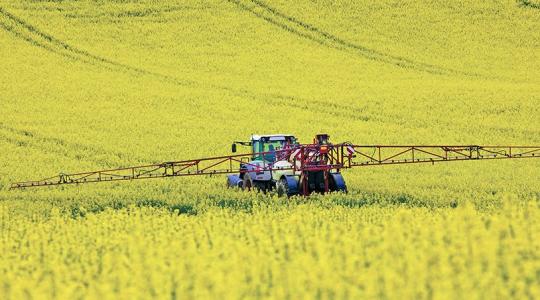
[276, 177, 289, 197]
[329, 173, 347, 193]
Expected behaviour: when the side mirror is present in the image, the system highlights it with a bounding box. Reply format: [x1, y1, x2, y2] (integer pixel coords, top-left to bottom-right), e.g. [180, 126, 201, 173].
[231, 143, 237, 153]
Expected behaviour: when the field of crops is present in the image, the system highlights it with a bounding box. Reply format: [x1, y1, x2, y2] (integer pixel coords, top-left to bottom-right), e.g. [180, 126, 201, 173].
[1, 0, 540, 298]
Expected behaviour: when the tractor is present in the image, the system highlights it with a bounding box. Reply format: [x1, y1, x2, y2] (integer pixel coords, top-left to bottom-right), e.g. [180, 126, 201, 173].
[10, 133, 539, 197]
[226, 134, 347, 196]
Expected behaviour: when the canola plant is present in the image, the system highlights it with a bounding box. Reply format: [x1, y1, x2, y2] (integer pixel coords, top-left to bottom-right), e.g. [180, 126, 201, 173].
[1, 0, 539, 298]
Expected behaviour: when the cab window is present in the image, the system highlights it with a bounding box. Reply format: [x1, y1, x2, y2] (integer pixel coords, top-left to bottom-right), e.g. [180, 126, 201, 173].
[263, 140, 284, 162]
[252, 140, 262, 160]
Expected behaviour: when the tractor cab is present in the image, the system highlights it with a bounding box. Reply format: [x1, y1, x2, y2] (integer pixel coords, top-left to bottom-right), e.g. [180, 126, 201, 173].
[231, 134, 298, 162]
[251, 134, 297, 162]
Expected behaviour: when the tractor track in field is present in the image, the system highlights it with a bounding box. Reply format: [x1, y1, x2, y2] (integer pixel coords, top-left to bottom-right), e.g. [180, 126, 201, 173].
[0, 9, 492, 136]
[0, 122, 148, 169]
[0, 20, 98, 67]
[252, 92, 371, 122]
[228, 0, 482, 77]
[0, 7, 197, 87]
[246, 90, 540, 141]
[0, 7, 372, 133]
[2, 4, 517, 135]
[63, 5, 205, 20]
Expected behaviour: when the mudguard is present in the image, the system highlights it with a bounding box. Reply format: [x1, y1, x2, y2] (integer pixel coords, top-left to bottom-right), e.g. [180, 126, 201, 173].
[227, 174, 243, 188]
[283, 175, 300, 196]
[329, 172, 347, 193]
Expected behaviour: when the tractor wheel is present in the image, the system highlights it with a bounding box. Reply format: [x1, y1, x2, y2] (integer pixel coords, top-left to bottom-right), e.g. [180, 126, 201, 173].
[276, 177, 289, 197]
[329, 173, 347, 193]
[226, 175, 242, 188]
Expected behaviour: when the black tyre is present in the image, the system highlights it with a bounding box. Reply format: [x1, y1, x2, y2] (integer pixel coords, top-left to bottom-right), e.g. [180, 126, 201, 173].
[329, 173, 347, 193]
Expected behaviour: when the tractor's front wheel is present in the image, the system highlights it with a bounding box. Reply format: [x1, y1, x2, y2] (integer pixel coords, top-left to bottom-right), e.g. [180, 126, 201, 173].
[226, 175, 242, 188]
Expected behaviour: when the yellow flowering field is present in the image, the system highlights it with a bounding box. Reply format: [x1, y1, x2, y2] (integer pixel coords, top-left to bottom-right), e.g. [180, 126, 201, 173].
[1, 0, 540, 298]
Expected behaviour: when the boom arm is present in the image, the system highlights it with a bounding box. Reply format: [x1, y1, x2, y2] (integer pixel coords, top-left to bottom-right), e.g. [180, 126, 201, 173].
[344, 145, 540, 167]
[9, 144, 540, 189]
[10, 151, 262, 189]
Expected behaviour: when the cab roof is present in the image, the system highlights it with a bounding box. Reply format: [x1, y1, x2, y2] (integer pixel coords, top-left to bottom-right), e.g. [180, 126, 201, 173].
[251, 134, 295, 141]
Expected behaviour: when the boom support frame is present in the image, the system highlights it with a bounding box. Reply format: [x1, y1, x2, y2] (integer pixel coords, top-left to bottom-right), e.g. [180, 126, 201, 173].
[10, 144, 540, 190]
